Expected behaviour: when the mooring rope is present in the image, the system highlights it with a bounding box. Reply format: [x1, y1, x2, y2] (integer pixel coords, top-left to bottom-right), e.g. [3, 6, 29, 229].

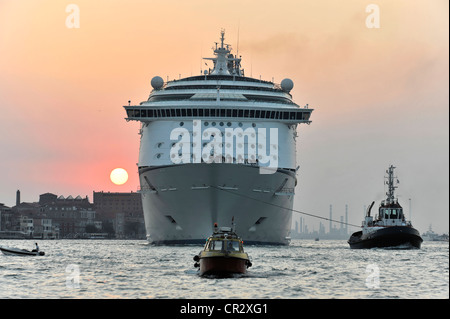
[210, 185, 361, 228]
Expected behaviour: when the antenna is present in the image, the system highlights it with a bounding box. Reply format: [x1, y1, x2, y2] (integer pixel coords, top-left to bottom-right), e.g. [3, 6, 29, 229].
[236, 20, 240, 57]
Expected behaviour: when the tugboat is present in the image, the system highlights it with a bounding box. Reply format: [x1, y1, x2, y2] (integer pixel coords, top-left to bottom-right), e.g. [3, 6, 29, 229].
[348, 165, 423, 249]
[194, 218, 252, 276]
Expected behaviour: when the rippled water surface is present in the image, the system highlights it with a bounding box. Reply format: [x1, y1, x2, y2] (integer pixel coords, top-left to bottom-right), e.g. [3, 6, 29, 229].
[0, 239, 448, 299]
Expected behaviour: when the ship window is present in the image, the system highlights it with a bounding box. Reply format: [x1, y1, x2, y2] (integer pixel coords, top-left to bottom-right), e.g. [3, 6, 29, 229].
[181, 109, 186, 116]
[226, 240, 240, 251]
[205, 109, 210, 116]
[270, 111, 275, 119]
[199, 109, 204, 116]
[220, 109, 226, 117]
[391, 209, 397, 219]
[176, 109, 181, 116]
[193, 109, 198, 117]
[226, 109, 232, 117]
[232, 109, 238, 117]
[210, 109, 216, 117]
[169, 109, 175, 116]
[187, 109, 192, 116]
[207, 240, 222, 251]
[249, 110, 255, 117]
[238, 109, 243, 117]
[255, 110, 260, 118]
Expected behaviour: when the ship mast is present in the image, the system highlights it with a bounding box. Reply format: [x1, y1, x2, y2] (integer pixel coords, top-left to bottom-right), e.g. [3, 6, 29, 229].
[385, 165, 399, 204]
[204, 29, 243, 76]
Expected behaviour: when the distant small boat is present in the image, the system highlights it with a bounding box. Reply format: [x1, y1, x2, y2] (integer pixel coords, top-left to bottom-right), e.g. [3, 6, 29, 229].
[0, 246, 45, 256]
[194, 218, 252, 276]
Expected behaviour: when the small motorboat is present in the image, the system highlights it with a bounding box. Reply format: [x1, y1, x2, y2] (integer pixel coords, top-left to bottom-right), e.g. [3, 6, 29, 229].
[0, 246, 45, 256]
[194, 218, 252, 276]
[348, 165, 423, 249]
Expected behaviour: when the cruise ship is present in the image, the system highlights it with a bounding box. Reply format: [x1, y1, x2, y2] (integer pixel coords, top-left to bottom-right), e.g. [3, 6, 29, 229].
[124, 31, 313, 245]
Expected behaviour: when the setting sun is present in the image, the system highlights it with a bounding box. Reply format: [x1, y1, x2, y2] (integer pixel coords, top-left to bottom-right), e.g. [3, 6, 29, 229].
[110, 168, 128, 185]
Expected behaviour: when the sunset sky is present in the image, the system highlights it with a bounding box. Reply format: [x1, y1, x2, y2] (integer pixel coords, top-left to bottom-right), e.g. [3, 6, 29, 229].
[0, 0, 448, 233]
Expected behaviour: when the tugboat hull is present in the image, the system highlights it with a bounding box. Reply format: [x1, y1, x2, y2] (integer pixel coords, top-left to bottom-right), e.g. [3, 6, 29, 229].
[348, 226, 423, 249]
[199, 256, 249, 276]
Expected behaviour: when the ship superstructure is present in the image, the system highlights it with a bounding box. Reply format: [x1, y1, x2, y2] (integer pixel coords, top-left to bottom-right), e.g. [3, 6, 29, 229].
[124, 30, 313, 244]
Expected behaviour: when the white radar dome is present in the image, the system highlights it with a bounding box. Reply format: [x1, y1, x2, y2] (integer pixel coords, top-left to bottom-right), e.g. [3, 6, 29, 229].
[151, 76, 164, 90]
[281, 78, 294, 93]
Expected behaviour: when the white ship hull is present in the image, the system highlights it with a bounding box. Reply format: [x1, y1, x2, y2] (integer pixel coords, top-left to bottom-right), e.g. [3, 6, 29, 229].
[139, 163, 295, 245]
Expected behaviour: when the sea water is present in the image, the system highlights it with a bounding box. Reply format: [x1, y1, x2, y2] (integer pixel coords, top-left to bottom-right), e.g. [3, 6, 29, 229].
[0, 239, 448, 299]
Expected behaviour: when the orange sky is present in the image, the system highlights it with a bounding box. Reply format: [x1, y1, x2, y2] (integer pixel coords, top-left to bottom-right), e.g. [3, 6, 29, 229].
[0, 0, 448, 233]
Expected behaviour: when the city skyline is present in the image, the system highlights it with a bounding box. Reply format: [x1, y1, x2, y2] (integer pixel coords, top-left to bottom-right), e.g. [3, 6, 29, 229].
[0, 1, 448, 233]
